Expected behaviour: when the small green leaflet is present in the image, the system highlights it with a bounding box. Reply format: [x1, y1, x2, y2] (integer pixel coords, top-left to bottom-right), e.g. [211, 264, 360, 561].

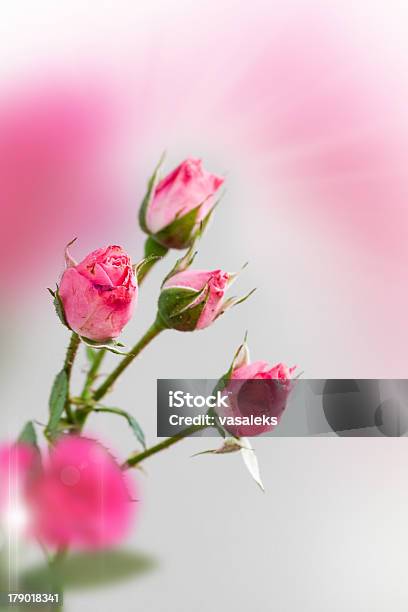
[94, 406, 146, 449]
[18, 421, 38, 449]
[46, 369, 68, 438]
[125, 414, 146, 449]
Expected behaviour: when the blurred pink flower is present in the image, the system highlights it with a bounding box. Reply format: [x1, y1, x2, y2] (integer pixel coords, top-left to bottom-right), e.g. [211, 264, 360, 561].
[0, 443, 36, 511]
[59, 244, 137, 341]
[0, 79, 126, 302]
[27, 436, 135, 550]
[0, 443, 38, 536]
[159, 268, 231, 331]
[141, 158, 224, 249]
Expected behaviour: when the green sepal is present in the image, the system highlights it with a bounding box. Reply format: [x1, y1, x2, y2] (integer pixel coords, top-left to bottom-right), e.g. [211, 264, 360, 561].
[197, 191, 223, 237]
[133, 254, 163, 284]
[161, 242, 198, 287]
[48, 286, 70, 330]
[192, 438, 243, 457]
[215, 332, 250, 393]
[144, 236, 169, 259]
[138, 153, 166, 233]
[79, 336, 129, 355]
[151, 189, 221, 250]
[157, 286, 208, 331]
[209, 335, 251, 438]
[153, 204, 202, 250]
[216, 288, 257, 321]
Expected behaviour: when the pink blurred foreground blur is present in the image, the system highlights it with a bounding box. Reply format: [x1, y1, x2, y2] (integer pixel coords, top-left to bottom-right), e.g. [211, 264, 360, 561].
[0, 78, 128, 300]
[0, 437, 136, 550]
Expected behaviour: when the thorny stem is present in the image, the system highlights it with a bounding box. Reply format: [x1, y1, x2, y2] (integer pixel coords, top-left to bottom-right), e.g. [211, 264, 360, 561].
[123, 424, 206, 468]
[63, 332, 80, 424]
[80, 349, 106, 400]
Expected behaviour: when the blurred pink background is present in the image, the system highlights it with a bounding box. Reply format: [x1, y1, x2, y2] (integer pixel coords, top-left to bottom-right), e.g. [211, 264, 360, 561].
[2, 3, 408, 612]
[2, 0, 408, 376]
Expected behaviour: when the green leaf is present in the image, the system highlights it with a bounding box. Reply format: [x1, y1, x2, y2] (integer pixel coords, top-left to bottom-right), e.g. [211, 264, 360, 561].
[47, 370, 68, 438]
[94, 407, 146, 449]
[22, 550, 156, 592]
[18, 421, 38, 449]
[79, 336, 129, 355]
[127, 414, 146, 449]
[138, 153, 166, 233]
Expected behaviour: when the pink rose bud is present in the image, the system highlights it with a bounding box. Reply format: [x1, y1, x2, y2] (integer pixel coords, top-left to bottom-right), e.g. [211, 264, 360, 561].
[58, 244, 137, 342]
[159, 269, 228, 331]
[139, 157, 224, 249]
[158, 260, 253, 331]
[216, 340, 296, 437]
[27, 436, 136, 550]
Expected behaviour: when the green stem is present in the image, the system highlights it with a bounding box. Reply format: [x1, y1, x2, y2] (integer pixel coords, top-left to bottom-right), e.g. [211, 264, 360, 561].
[93, 317, 165, 402]
[50, 547, 68, 567]
[63, 333, 80, 423]
[139, 236, 168, 284]
[137, 256, 162, 285]
[124, 424, 205, 468]
[49, 547, 67, 610]
[80, 349, 106, 399]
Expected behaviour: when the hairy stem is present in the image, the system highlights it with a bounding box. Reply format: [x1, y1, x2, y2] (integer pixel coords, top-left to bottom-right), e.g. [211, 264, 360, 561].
[80, 349, 106, 399]
[93, 317, 165, 402]
[139, 236, 168, 284]
[123, 424, 206, 468]
[63, 333, 80, 423]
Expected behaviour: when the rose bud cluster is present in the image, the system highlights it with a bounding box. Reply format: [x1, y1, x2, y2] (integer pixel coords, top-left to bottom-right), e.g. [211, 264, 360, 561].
[139, 157, 224, 251]
[0, 437, 135, 550]
[57, 244, 138, 343]
[216, 340, 296, 437]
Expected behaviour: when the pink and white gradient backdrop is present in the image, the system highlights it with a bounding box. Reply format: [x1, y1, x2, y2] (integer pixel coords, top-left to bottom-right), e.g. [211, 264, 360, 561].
[1, 0, 408, 375]
[2, 1, 408, 611]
